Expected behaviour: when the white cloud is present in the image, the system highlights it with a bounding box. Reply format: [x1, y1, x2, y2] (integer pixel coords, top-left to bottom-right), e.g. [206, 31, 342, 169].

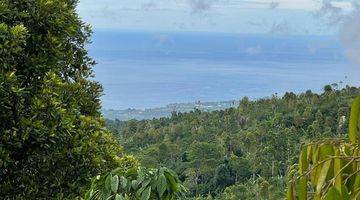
[340, 7, 360, 65]
[234, 0, 321, 10]
[76, 0, 346, 34]
[315, 0, 360, 65]
[239, 0, 351, 11]
[315, 0, 345, 25]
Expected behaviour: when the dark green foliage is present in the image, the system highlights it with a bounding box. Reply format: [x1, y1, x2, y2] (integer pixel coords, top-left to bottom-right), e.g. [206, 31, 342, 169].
[228, 154, 251, 183]
[107, 86, 360, 199]
[220, 176, 285, 200]
[85, 166, 186, 200]
[0, 0, 133, 198]
[212, 159, 235, 192]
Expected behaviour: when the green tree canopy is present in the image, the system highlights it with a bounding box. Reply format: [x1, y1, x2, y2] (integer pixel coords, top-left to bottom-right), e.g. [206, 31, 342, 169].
[0, 0, 135, 198]
[108, 85, 360, 198]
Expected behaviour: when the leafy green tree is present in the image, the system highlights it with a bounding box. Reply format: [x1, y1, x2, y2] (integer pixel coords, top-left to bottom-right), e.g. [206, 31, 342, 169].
[220, 176, 285, 200]
[0, 0, 134, 198]
[212, 159, 235, 192]
[220, 184, 254, 200]
[228, 154, 251, 182]
[324, 85, 333, 93]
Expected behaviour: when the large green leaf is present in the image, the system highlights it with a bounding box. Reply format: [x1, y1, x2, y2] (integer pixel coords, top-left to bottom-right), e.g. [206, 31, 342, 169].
[115, 194, 124, 200]
[297, 177, 307, 200]
[131, 180, 139, 190]
[349, 96, 360, 144]
[164, 171, 178, 192]
[306, 145, 312, 165]
[111, 175, 119, 193]
[299, 147, 308, 174]
[319, 144, 334, 160]
[334, 149, 342, 194]
[119, 176, 128, 190]
[316, 160, 331, 194]
[324, 186, 342, 200]
[287, 182, 295, 200]
[341, 185, 350, 200]
[105, 174, 112, 192]
[311, 146, 321, 185]
[84, 166, 185, 200]
[140, 186, 151, 200]
[136, 179, 151, 197]
[157, 174, 167, 197]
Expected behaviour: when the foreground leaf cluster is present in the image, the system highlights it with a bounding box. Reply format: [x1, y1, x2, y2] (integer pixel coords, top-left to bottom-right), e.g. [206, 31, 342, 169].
[85, 166, 186, 200]
[288, 96, 360, 199]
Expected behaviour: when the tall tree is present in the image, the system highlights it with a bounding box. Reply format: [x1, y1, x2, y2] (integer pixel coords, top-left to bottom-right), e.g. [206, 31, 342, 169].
[0, 0, 132, 198]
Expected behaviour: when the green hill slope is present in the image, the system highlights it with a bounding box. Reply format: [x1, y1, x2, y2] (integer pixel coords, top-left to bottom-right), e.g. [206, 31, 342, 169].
[106, 85, 360, 199]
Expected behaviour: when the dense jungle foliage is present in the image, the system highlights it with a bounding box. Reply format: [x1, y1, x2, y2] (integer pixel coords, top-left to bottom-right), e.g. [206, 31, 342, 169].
[107, 85, 360, 199]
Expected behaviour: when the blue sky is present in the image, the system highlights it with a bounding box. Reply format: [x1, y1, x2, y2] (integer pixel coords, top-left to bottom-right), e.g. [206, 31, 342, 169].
[76, 0, 354, 35]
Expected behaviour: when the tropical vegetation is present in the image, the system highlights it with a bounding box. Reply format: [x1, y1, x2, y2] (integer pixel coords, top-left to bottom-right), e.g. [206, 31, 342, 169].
[1, 0, 359, 199]
[287, 96, 360, 199]
[107, 84, 359, 199]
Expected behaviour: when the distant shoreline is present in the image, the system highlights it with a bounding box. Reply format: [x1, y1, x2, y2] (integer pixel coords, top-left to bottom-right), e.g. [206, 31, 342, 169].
[102, 100, 239, 120]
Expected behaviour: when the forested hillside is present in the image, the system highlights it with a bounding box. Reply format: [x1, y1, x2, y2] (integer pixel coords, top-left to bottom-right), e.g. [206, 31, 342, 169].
[107, 85, 359, 199]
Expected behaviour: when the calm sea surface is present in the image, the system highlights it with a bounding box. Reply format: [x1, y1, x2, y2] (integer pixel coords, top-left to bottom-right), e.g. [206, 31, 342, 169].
[89, 30, 360, 109]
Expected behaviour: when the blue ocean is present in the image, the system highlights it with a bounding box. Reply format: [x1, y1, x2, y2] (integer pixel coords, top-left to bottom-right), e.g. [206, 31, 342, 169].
[88, 30, 360, 109]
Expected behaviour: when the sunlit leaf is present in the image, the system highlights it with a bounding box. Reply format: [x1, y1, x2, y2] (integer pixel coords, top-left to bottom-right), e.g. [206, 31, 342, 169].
[334, 149, 342, 194]
[349, 96, 360, 144]
[299, 147, 308, 174]
[297, 177, 307, 200]
[287, 182, 295, 200]
[316, 160, 331, 194]
[115, 194, 124, 200]
[324, 186, 342, 200]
